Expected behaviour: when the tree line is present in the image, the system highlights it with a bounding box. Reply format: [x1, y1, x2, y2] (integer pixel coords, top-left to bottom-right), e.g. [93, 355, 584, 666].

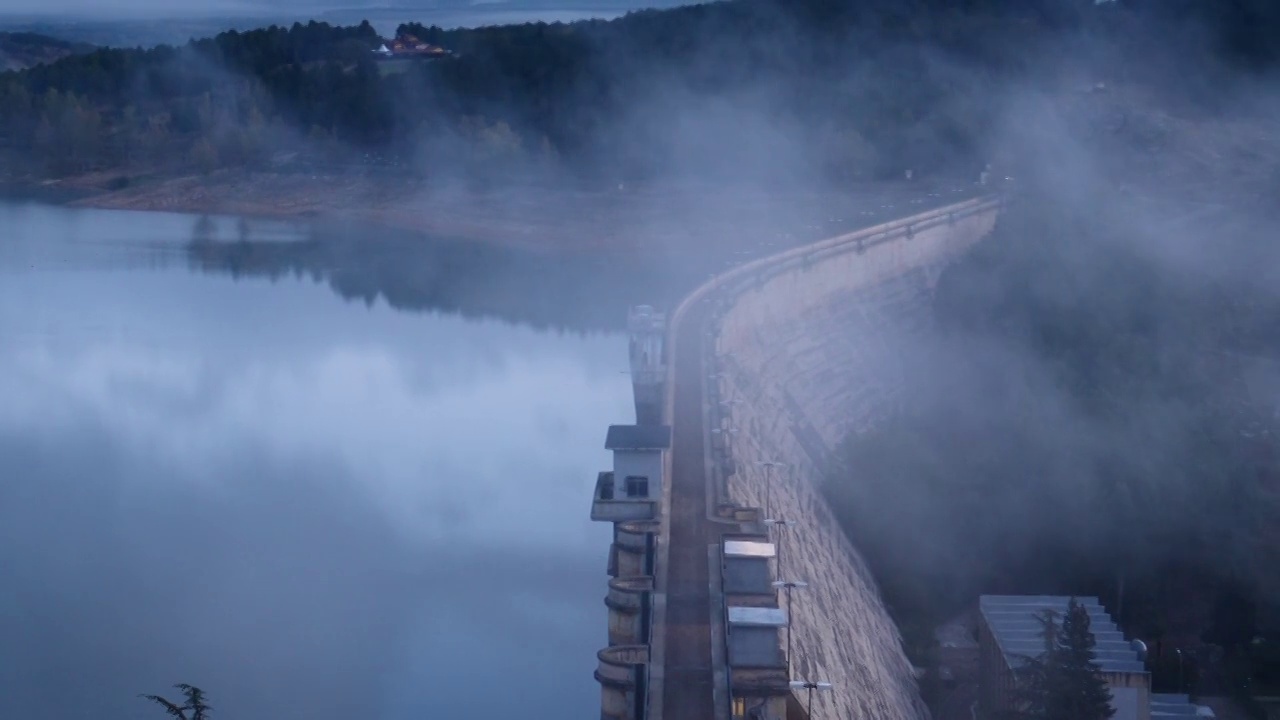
[0, 0, 1276, 185]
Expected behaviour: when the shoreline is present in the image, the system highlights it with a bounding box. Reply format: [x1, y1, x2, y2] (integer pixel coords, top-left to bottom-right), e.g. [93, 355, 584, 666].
[8, 168, 938, 257]
[0, 180, 99, 206]
[8, 169, 640, 254]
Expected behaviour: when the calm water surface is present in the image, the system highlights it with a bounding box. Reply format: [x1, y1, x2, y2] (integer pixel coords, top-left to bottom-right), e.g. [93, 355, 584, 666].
[0, 202, 628, 720]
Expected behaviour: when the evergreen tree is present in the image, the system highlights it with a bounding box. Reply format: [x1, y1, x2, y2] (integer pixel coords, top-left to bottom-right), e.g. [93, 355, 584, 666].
[1014, 609, 1063, 720]
[141, 684, 211, 720]
[1058, 599, 1116, 720]
[1015, 601, 1115, 720]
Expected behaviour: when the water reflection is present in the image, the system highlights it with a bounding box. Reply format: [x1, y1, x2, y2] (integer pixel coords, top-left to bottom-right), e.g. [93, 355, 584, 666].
[0, 202, 630, 720]
[185, 215, 702, 334]
[177, 185, 960, 332]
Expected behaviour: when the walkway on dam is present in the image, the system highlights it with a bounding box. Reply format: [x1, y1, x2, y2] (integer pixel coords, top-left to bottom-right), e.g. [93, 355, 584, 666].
[652, 189, 1002, 720]
[661, 284, 717, 719]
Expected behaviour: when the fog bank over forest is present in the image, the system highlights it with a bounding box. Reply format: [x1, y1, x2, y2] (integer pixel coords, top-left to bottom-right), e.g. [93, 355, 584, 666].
[8, 0, 1277, 202]
[823, 5, 1280, 703]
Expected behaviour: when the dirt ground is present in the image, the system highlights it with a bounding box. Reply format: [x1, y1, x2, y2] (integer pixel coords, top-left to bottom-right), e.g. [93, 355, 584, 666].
[44, 167, 969, 256]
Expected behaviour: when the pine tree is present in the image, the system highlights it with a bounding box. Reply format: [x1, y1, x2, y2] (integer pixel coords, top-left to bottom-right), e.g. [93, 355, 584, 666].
[1014, 600, 1115, 720]
[1057, 599, 1115, 720]
[1014, 608, 1063, 720]
[141, 683, 211, 720]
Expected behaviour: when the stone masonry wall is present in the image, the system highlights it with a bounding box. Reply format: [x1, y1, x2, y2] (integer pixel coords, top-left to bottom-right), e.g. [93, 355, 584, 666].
[709, 203, 1000, 720]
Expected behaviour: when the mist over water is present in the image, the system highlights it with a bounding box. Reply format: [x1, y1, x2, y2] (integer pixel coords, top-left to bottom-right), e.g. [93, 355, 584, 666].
[3, 0, 1280, 714]
[0, 201, 629, 720]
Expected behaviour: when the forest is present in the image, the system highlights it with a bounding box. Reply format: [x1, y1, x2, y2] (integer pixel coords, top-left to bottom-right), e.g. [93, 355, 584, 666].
[0, 0, 1277, 185]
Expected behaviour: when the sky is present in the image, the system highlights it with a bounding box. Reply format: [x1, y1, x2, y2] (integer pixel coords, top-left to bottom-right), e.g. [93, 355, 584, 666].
[0, 202, 632, 720]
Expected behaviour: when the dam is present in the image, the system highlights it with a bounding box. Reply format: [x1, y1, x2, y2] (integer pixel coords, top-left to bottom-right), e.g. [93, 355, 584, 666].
[591, 195, 1004, 719]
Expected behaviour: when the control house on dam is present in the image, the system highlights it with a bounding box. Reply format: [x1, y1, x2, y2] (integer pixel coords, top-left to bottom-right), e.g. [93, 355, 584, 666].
[589, 197, 1005, 720]
[591, 305, 668, 720]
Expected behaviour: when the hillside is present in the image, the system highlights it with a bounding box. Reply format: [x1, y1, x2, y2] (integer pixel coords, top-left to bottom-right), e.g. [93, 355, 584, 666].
[0, 1, 1269, 184]
[0, 0, 1275, 232]
[0, 32, 92, 71]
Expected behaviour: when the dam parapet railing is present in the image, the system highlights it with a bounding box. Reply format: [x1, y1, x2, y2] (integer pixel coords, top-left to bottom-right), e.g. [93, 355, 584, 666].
[671, 193, 1003, 521]
[698, 193, 1004, 483]
[592, 193, 1004, 720]
[701, 195, 1003, 314]
[675, 194, 1005, 720]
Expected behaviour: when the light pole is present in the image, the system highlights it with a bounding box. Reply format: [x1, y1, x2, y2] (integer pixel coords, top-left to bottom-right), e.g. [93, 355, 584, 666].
[762, 518, 795, 578]
[1175, 648, 1184, 693]
[755, 460, 787, 519]
[708, 371, 728, 395]
[718, 399, 741, 428]
[773, 579, 808, 673]
[1117, 569, 1126, 623]
[713, 427, 739, 457]
[789, 680, 832, 718]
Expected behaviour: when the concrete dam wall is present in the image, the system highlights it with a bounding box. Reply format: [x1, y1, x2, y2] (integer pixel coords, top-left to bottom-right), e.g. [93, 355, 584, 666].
[702, 197, 1002, 720]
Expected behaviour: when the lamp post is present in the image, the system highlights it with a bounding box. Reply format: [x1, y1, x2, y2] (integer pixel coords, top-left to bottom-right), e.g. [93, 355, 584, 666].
[1117, 569, 1126, 623]
[789, 680, 832, 718]
[754, 460, 787, 519]
[773, 579, 808, 673]
[708, 371, 728, 397]
[762, 518, 795, 578]
[718, 399, 741, 428]
[713, 427, 739, 457]
[1175, 648, 1184, 693]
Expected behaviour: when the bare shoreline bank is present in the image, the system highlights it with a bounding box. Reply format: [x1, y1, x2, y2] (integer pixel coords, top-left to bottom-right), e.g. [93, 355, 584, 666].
[7, 168, 937, 258]
[50, 170, 587, 254]
[5, 169, 718, 255]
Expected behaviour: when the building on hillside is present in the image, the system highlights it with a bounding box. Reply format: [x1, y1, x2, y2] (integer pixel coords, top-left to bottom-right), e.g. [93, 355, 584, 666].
[372, 34, 450, 60]
[977, 595, 1212, 720]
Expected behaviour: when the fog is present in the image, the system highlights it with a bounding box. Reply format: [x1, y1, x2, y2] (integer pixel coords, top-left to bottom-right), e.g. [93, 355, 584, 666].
[828, 44, 1280, 655]
[3, 0, 1280, 716]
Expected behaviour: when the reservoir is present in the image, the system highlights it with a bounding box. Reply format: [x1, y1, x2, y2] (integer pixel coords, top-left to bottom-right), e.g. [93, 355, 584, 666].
[0, 202, 630, 720]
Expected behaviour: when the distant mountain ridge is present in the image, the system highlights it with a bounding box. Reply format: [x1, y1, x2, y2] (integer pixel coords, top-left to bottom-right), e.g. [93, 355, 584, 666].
[0, 31, 93, 71]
